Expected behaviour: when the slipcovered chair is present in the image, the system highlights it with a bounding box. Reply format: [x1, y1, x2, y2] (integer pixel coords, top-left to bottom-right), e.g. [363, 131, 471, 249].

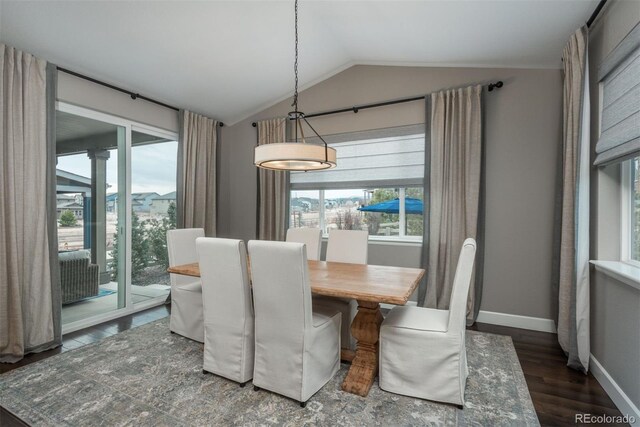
[167, 228, 205, 343]
[379, 238, 477, 407]
[196, 237, 254, 385]
[314, 229, 369, 350]
[286, 227, 322, 261]
[248, 240, 341, 407]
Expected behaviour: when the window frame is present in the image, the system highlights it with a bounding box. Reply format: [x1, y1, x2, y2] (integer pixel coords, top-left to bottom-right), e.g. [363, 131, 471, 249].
[289, 186, 424, 243]
[620, 158, 640, 267]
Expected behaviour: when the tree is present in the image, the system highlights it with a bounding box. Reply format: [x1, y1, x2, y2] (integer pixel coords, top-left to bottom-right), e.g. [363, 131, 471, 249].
[362, 188, 425, 236]
[145, 202, 176, 269]
[335, 209, 362, 231]
[59, 210, 78, 227]
[364, 189, 398, 236]
[405, 187, 424, 236]
[111, 210, 149, 281]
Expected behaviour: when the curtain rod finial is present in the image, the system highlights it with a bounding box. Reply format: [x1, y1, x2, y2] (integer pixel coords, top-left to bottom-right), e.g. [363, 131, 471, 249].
[488, 81, 504, 92]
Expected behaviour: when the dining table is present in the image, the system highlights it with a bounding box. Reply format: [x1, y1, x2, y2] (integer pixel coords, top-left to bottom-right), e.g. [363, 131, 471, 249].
[168, 259, 425, 397]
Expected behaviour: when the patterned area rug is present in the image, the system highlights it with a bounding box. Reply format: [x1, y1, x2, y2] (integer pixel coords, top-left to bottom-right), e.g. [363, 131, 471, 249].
[0, 318, 539, 426]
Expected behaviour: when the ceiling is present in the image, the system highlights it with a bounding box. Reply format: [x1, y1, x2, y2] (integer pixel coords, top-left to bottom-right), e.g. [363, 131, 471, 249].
[1, 1, 597, 125]
[56, 111, 169, 155]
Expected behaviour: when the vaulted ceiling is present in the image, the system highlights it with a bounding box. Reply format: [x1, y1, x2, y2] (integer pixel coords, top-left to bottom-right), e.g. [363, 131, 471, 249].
[1, 0, 597, 124]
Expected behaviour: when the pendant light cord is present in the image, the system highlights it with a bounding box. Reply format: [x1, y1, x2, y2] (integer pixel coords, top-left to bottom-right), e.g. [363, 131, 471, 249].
[292, 0, 299, 113]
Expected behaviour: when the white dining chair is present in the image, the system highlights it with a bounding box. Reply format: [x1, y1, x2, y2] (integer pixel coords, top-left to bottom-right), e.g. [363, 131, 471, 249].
[314, 229, 369, 350]
[248, 240, 341, 407]
[167, 228, 205, 343]
[196, 237, 254, 385]
[379, 238, 477, 408]
[286, 227, 322, 261]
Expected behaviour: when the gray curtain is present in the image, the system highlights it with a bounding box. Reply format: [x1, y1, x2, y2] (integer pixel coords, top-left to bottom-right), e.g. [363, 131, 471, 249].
[1, 44, 61, 362]
[177, 110, 218, 236]
[256, 118, 288, 241]
[554, 26, 590, 373]
[421, 84, 484, 325]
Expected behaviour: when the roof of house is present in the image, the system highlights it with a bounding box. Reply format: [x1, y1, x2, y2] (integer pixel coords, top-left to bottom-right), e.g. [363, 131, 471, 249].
[153, 191, 176, 201]
[132, 192, 160, 200]
[57, 201, 84, 209]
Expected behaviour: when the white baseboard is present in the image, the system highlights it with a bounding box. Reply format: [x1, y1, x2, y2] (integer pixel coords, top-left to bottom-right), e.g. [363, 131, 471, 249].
[476, 310, 557, 333]
[589, 355, 640, 426]
[380, 303, 556, 334]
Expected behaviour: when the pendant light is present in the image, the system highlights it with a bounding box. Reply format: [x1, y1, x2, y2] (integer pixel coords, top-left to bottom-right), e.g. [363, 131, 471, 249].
[254, 0, 337, 171]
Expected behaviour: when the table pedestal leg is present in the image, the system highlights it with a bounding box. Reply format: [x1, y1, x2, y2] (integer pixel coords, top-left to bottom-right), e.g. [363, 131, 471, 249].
[341, 300, 383, 397]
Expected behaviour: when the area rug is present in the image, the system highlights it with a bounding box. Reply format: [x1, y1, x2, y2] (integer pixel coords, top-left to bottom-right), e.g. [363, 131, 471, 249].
[0, 318, 539, 426]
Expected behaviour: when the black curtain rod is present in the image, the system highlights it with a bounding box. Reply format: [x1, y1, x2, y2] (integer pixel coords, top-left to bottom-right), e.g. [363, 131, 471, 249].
[251, 81, 503, 127]
[587, 0, 607, 28]
[57, 67, 225, 126]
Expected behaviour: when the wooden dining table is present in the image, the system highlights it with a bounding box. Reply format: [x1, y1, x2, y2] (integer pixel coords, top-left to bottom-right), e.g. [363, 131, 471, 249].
[168, 260, 425, 397]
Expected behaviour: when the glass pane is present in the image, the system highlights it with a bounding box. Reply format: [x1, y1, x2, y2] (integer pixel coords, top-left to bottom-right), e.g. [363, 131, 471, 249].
[56, 110, 125, 325]
[290, 190, 321, 228]
[405, 187, 424, 237]
[632, 157, 640, 261]
[324, 189, 367, 233]
[129, 130, 177, 304]
[358, 188, 398, 237]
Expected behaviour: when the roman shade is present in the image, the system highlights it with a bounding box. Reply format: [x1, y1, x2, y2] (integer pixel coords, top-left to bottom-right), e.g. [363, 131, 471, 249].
[594, 22, 640, 166]
[290, 125, 425, 190]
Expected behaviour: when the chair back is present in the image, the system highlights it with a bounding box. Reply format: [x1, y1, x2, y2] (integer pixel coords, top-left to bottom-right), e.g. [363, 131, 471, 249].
[167, 228, 204, 286]
[325, 229, 368, 264]
[197, 237, 254, 381]
[286, 227, 322, 261]
[248, 240, 312, 336]
[248, 240, 312, 389]
[447, 238, 477, 333]
[196, 237, 253, 331]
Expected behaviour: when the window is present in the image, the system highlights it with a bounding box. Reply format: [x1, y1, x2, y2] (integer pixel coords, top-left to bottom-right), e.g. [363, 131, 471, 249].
[289, 187, 423, 241]
[622, 157, 640, 264]
[289, 125, 425, 242]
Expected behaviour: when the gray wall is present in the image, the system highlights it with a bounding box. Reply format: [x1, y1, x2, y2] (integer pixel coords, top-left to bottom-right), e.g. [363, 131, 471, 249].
[589, 0, 640, 410]
[57, 72, 179, 133]
[220, 64, 562, 319]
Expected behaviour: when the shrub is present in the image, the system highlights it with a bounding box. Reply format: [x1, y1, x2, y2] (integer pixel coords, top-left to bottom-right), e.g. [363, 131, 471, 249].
[59, 210, 78, 227]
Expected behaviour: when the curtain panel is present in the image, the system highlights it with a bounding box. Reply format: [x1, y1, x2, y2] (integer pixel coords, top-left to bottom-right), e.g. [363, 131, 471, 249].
[0, 44, 61, 362]
[177, 110, 218, 236]
[554, 26, 590, 373]
[256, 118, 289, 241]
[421, 84, 484, 325]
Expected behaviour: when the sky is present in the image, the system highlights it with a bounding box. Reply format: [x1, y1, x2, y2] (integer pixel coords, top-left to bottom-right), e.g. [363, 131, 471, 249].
[57, 140, 178, 195]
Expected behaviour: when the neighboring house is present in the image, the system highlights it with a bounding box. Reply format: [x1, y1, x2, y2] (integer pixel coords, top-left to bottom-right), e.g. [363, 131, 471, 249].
[57, 201, 84, 219]
[132, 192, 160, 213]
[150, 191, 176, 216]
[106, 193, 150, 214]
[56, 170, 91, 220]
[106, 193, 118, 213]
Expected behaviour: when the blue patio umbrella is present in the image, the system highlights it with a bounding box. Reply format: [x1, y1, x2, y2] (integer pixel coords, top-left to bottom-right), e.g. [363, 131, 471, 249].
[358, 197, 423, 214]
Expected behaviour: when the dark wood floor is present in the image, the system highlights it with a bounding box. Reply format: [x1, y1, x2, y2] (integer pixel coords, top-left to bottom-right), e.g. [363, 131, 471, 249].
[1, 305, 624, 427]
[470, 323, 624, 426]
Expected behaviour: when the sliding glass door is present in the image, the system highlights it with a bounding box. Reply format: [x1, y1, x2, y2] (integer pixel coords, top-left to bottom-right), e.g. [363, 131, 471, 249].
[129, 128, 178, 306]
[56, 104, 178, 332]
[56, 110, 127, 326]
